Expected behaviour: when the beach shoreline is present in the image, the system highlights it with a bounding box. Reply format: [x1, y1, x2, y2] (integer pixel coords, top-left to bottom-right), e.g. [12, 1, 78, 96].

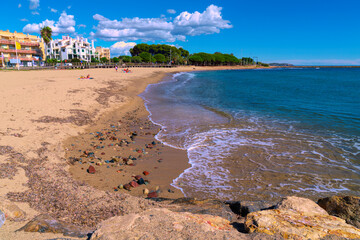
[0, 65, 263, 239]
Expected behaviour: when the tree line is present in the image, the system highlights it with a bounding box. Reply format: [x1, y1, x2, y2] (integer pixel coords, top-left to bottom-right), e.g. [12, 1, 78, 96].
[39, 26, 269, 66]
[113, 44, 268, 66]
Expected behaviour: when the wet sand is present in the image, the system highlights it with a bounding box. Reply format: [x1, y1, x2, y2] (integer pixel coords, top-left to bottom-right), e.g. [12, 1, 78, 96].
[0, 65, 263, 239]
[66, 97, 190, 199]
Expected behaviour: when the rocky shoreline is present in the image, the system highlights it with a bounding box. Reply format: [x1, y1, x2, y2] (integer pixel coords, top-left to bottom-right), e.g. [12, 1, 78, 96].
[2, 194, 359, 239]
[0, 67, 359, 239]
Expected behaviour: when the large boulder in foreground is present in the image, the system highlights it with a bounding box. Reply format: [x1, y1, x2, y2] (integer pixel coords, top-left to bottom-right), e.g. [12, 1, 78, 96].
[318, 196, 360, 228]
[245, 196, 360, 239]
[276, 196, 328, 216]
[90, 208, 244, 240]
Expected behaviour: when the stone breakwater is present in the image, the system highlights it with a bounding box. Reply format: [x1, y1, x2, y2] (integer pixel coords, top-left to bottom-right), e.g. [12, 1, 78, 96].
[1, 195, 359, 239]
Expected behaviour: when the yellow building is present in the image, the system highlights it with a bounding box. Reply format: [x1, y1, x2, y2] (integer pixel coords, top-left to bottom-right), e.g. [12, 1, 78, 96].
[0, 30, 44, 67]
[96, 46, 111, 60]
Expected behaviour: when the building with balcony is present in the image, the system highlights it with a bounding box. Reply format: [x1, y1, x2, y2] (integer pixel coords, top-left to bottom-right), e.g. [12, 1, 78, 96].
[95, 46, 111, 60]
[46, 36, 98, 62]
[0, 30, 44, 67]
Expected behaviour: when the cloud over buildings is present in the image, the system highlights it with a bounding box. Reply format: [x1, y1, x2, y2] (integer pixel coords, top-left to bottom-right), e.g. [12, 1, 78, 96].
[91, 4, 232, 42]
[23, 12, 76, 35]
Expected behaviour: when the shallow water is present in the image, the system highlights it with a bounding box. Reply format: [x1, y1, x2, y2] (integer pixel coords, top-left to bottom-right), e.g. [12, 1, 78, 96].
[140, 68, 360, 202]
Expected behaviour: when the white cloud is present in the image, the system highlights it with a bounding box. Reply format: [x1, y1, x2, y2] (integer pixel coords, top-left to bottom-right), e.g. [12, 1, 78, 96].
[20, 18, 29, 22]
[172, 5, 232, 36]
[50, 8, 58, 13]
[23, 12, 76, 35]
[110, 41, 137, 56]
[78, 24, 86, 28]
[91, 4, 232, 42]
[18, 4, 22, 8]
[67, 6, 71, 9]
[29, 0, 39, 10]
[167, 9, 176, 14]
[31, 11, 40, 15]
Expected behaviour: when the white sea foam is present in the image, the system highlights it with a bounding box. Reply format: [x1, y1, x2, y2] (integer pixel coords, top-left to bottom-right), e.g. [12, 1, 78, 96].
[142, 70, 360, 201]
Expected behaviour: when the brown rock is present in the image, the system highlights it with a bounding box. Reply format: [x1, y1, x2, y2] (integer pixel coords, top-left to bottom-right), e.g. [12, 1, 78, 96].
[276, 196, 328, 216]
[90, 208, 241, 240]
[88, 165, 96, 174]
[123, 183, 131, 191]
[143, 171, 149, 176]
[147, 192, 158, 198]
[134, 175, 142, 180]
[18, 214, 92, 237]
[245, 197, 360, 239]
[129, 181, 139, 188]
[318, 196, 360, 228]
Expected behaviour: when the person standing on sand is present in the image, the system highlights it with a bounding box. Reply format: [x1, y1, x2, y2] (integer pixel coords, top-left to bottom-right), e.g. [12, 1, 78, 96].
[115, 66, 118, 72]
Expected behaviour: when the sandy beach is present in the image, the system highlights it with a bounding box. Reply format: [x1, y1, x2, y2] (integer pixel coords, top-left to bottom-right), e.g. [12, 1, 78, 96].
[0, 65, 260, 239]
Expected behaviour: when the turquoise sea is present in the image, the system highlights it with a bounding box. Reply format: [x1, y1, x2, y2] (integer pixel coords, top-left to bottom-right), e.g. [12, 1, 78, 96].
[140, 68, 360, 202]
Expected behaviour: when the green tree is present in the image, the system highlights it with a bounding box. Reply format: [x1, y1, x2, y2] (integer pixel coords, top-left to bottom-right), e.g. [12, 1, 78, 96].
[100, 57, 108, 63]
[213, 53, 225, 65]
[131, 56, 142, 63]
[40, 26, 52, 60]
[189, 54, 204, 65]
[154, 53, 166, 63]
[121, 56, 132, 63]
[40, 26, 52, 45]
[91, 57, 99, 63]
[45, 58, 58, 64]
[139, 52, 151, 62]
[71, 58, 81, 63]
[112, 57, 119, 63]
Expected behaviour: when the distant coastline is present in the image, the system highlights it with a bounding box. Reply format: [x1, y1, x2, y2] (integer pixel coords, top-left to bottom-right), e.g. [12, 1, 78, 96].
[281, 65, 360, 68]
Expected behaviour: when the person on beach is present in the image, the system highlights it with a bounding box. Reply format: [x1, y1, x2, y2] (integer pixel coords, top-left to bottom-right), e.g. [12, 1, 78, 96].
[115, 66, 118, 72]
[80, 74, 91, 79]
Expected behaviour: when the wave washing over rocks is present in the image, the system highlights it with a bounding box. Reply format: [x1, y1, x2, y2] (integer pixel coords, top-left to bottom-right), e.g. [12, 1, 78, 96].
[141, 70, 360, 202]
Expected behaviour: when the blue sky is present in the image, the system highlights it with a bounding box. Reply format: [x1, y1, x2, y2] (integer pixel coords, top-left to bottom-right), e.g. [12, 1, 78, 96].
[1, 0, 360, 65]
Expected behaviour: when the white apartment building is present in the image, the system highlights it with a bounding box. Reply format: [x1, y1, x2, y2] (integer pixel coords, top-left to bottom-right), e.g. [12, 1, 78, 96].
[46, 36, 98, 62]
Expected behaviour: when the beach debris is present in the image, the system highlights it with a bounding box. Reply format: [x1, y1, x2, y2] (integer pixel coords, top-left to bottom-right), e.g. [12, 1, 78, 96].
[88, 165, 96, 174]
[137, 178, 145, 185]
[123, 159, 133, 165]
[17, 214, 92, 238]
[168, 189, 174, 193]
[143, 188, 149, 195]
[130, 181, 139, 188]
[123, 184, 131, 191]
[143, 171, 149, 176]
[0, 210, 5, 228]
[134, 175, 142, 180]
[145, 144, 153, 149]
[0, 197, 26, 221]
[118, 185, 124, 189]
[147, 191, 158, 198]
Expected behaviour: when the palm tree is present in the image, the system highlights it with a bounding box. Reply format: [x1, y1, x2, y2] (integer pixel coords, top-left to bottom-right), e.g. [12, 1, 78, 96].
[40, 26, 52, 60]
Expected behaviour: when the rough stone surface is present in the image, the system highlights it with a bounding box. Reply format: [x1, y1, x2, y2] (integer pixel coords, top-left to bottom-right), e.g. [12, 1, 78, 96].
[276, 196, 328, 216]
[87, 166, 96, 174]
[18, 214, 93, 238]
[318, 196, 360, 228]
[167, 198, 237, 222]
[90, 208, 244, 240]
[0, 197, 26, 221]
[245, 197, 360, 239]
